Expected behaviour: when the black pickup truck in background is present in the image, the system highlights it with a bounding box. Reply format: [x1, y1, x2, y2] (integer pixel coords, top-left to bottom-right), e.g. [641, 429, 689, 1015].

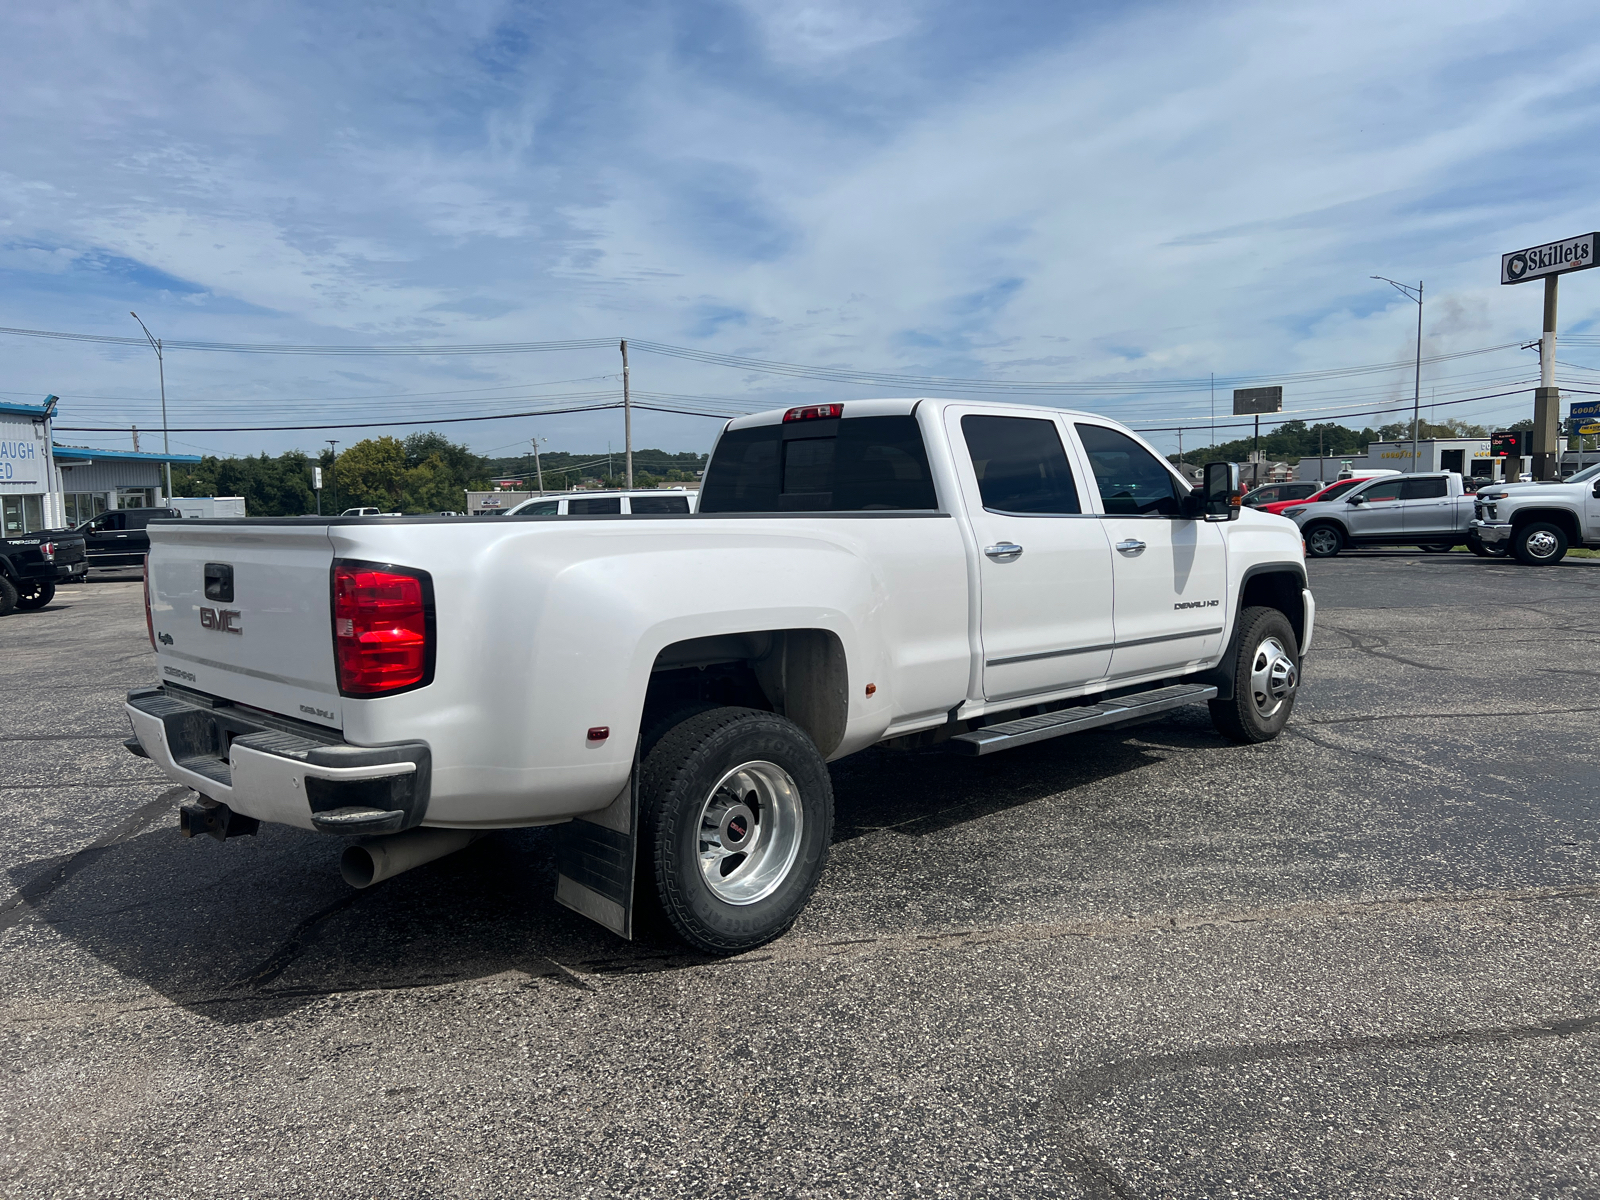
[0, 530, 87, 614]
[75, 508, 182, 567]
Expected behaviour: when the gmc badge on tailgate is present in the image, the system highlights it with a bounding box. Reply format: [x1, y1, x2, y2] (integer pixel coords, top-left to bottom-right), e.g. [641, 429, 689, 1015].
[199, 606, 243, 634]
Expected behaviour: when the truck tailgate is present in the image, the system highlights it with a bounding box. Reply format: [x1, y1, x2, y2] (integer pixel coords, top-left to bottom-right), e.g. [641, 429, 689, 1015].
[147, 523, 344, 729]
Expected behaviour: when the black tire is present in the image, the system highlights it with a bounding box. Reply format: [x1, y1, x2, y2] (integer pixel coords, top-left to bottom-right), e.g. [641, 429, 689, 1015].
[1209, 606, 1300, 744]
[0, 576, 16, 617]
[641, 707, 833, 954]
[14, 580, 55, 610]
[1512, 521, 1568, 566]
[1419, 543, 1453, 553]
[1466, 536, 1505, 559]
[1303, 523, 1343, 558]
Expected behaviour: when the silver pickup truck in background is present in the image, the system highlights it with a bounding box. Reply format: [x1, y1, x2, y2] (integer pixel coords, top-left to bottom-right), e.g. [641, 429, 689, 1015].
[1283, 471, 1478, 558]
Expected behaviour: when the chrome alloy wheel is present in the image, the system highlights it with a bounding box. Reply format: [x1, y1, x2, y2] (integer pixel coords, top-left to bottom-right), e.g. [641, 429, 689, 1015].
[1524, 529, 1561, 560]
[1249, 636, 1298, 718]
[696, 760, 804, 905]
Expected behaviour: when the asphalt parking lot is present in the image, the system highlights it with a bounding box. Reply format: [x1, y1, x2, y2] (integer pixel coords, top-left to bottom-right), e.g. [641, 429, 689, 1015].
[2, 554, 1598, 1199]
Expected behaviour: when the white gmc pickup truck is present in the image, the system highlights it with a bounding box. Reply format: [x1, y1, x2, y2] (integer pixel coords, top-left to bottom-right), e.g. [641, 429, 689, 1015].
[126, 399, 1313, 952]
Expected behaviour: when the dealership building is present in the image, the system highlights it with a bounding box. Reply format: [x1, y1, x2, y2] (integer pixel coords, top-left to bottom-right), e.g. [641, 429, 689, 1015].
[0, 397, 200, 536]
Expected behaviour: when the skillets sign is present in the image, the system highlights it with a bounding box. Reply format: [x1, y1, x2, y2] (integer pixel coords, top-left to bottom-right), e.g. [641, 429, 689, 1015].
[1501, 233, 1599, 284]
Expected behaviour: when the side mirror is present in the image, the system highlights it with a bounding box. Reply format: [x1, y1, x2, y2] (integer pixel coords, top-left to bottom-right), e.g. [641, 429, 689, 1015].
[1201, 461, 1240, 522]
[1592, 481, 1600, 498]
[1347, 493, 1367, 505]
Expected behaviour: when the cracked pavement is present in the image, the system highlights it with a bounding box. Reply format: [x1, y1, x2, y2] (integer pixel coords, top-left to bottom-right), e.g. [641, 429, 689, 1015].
[1, 555, 1598, 1198]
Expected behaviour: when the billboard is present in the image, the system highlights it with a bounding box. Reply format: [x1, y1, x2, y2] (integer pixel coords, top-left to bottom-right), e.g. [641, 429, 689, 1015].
[1501, 233, 1599, 285]
[1232, 386, 1283, 415]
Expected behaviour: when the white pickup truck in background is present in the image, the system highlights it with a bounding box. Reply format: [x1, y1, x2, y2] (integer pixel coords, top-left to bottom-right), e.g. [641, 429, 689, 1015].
[1469, 462, 1600, 564]
[126, 398, 1313, 953]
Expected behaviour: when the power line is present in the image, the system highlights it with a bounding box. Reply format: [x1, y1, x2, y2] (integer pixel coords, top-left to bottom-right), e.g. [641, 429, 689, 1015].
[0, 325, 613, 356]
[54, 400, 626, 434]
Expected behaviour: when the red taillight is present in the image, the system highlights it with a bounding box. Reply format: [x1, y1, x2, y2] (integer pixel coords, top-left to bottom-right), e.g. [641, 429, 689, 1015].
[39, 541, 55, 560]
[783, 403, 843, 423]
[332, 563, 432, 696]
[143, 558, 155, 649]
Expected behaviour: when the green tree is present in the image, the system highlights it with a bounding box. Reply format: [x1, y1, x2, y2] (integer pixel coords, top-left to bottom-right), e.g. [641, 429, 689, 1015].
[335, 437, 409, 510]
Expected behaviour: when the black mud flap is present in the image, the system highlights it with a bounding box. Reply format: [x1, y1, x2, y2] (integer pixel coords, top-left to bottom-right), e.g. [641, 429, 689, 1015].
[551, 750, 639, 940]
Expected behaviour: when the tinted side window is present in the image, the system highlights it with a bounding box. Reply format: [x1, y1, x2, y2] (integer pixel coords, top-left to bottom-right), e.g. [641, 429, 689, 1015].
[568, 497, 622, 515]
[629, 495, 690, 514]
[1074, 424, 1181, 516]
[1401, 477, 1448, 500]
[961, 415, 1080, 514]
[700, 427, 781, 512]
[699, 416, 936, 513]
[1360, 480, 1404, 503]
[523, 501, 560, 515]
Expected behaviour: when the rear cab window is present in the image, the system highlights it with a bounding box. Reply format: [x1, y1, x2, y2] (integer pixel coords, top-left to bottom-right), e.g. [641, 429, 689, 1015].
[629, 495, 691, 514]
[700, 411, 938, 513]
[960, 414, 1081, 514]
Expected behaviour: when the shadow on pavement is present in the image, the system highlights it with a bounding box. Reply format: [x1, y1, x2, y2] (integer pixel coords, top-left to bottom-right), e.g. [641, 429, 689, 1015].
[12, 716, 1203, 1024]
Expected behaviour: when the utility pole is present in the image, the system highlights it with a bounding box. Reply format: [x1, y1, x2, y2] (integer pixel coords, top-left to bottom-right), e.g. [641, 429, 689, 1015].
[1177, 426, 1183, 475]
[327, 440, 340, 512]
[1535, 274, 1560, 481]
[1372, 277, 1424, 472]
[621, 339, 633, 488]
[131, 425, 140, 452]
[129, 312, 173, 499]
[531, 437, 545, 494]
[1210, 373, 1215, 449]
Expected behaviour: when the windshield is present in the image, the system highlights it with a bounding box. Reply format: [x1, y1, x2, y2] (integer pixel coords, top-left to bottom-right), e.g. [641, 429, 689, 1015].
[1565, 462, 1600, 484]
[1311, 479, 1360, 502]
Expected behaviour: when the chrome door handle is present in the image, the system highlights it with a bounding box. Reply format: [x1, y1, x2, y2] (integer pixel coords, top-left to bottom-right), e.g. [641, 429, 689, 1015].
[1115, 538, 1146, 554]
[984, 542, 1024, 562]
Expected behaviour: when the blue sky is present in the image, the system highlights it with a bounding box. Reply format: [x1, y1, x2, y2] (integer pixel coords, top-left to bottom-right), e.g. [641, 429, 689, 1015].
[3, 0, 1600, 462]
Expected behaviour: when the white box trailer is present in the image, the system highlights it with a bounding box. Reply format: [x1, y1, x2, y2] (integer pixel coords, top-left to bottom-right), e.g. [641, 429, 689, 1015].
[171, 497, 247, 519]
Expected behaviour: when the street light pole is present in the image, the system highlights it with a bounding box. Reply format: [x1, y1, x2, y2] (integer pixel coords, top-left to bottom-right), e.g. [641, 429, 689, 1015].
[129, 312, 173, 499]
[1372, 277, 1424, 472]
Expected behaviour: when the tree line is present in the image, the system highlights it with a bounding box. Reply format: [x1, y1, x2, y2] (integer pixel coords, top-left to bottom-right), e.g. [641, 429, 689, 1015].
[169, 432, 708, 516]
[1169, 417, 1533, 467]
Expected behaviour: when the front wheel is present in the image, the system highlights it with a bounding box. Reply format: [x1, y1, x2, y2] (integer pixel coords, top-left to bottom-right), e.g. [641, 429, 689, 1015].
[1304, 524, 1343, 558]
[1466, 536, 1506, 559]
[0, 576, 16, 617]
[14, 581, 55, 610]
[1210, 606, 1300, 744]
[641, 707, 834, 954]
[1512, 522, 1568, 566]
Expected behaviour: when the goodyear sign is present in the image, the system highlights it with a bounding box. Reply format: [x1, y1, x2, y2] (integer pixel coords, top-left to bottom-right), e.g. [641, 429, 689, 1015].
[1571, 399, 1600, 437]
[1502, 233, 1599, 285]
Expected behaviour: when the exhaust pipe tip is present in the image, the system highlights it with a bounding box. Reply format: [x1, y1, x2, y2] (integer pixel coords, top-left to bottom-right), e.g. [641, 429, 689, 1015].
[340, 843, 380, 888]
[340, 828, 482, 889]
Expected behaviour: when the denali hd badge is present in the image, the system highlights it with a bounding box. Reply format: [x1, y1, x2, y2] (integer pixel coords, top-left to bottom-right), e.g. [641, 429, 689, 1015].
[1174, 599, 1219, 610]
[199, 606, 243, 634]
